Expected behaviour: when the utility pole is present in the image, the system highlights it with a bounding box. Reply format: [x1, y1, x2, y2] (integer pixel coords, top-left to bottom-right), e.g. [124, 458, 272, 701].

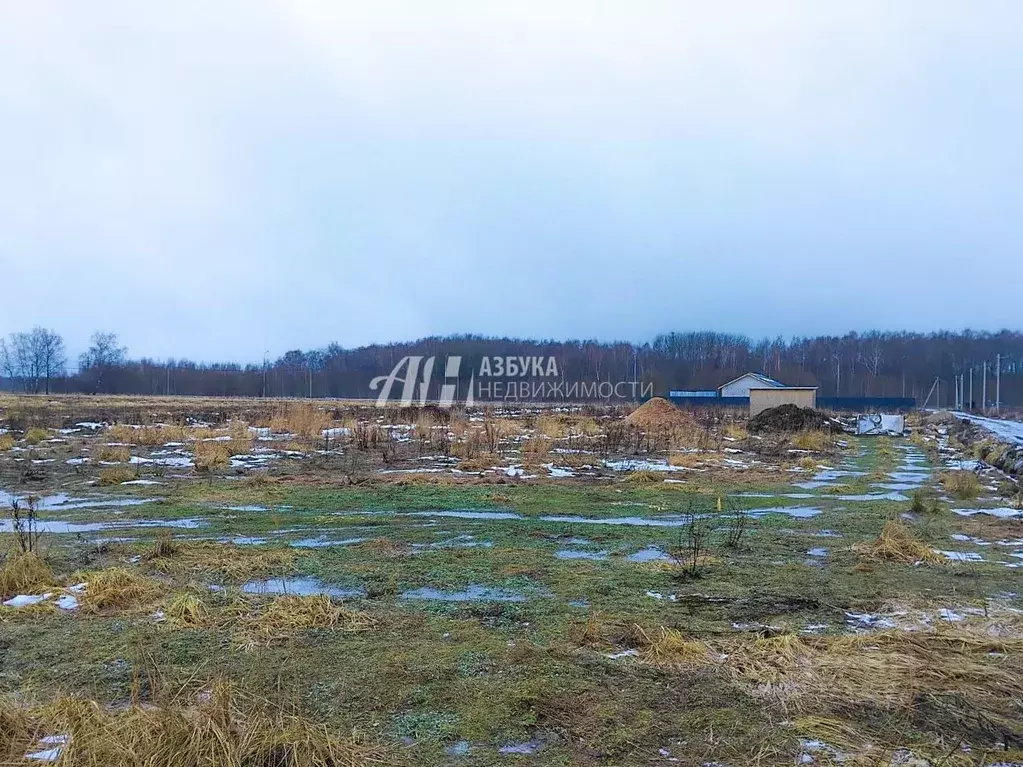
[262, 351, 268, 398]
[996, 353, 1001, 414]
[983, 361, 987, 413]
[969, 367, 973, 412]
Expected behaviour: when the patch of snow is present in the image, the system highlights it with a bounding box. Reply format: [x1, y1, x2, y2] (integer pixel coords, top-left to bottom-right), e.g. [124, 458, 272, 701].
[4, 593, 53, 608]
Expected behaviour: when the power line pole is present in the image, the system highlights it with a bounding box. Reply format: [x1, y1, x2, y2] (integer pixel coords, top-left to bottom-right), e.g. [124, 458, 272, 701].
[996, 353, 1001, 414]
[969, 367, 974, 412]
[983, 361, 987, 413]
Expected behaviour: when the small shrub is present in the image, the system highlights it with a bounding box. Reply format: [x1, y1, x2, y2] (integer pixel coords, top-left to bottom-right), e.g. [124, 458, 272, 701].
[23, 428, 48, 445]
[98, 466, 136, 485]
[0, 434, 14, 451]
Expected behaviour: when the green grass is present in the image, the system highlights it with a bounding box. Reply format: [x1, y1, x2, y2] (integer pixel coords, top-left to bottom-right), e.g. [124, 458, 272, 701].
[0, 435, 1020, 764]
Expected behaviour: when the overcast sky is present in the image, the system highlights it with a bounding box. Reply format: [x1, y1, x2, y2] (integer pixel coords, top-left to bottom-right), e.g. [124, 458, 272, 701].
[2, 2, 1021, 362]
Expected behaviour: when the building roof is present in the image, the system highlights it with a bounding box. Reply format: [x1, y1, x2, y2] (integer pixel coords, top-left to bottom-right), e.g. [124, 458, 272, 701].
[748, 386, 818, 391]
[718, 372, 786, 391]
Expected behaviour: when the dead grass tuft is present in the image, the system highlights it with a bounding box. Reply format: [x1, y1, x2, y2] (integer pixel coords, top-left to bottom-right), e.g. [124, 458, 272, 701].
[166, 593, 210, 627]
[634, 626, 714, 667]
[98, 466, 136, 485]
[79, 568, 162, 613]
[0, 552, 56, 598]
[624, 469, 664, 484]
[939, 470, 982, 500]
[855, 519, 945, 564]
[95, 444, 131, 463]
[269, 403, 331, 439]
[147, 541, 296, 580]
[244, 594, 376, 646]
[33, 681, 391, 766]
[0, 434, 14, 451]
[105, 424, 187, 446]
[23, 427, 49, 445]
[790, 430, 831, 452]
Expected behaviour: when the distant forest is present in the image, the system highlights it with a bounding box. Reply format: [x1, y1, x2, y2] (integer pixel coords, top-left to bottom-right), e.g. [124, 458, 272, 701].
[1, 329, 1021, 406]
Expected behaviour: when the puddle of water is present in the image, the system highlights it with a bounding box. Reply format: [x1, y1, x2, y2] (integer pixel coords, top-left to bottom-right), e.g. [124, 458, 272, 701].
[242, 577, 364, 598]
[400, 585, 527, 602]
[807, 547, 828, 557]
[0, 517, 205, 534]
[555, 549, 608, 560]
[498, 740, 542, 755]
[934, 550, 984, 562]
[835, 492, 909, 502]
[431, 534, 493, 549]
[628, 546, 671, 563]
[445, 740, 471, 757]
[289, 536, 368, 548]
[407, 510, 523, 521]
[887, 471, 929, 483]
[568, 599, 590, 608]
[0, 491, 163, 511]
[953, 508, 1023, 519]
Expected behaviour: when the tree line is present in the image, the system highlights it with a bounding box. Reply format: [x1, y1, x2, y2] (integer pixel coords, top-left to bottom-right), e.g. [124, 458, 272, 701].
[0, 328, 1020, 406]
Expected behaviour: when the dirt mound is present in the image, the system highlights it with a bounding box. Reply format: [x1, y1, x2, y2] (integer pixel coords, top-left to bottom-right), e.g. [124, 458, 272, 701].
[748, 404, 842, 433]
[626, 398, 693, 430]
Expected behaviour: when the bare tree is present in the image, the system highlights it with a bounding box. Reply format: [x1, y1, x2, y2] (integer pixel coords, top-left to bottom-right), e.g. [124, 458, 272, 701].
[0, 328, 66, 393]
[79, 331, 127, 393]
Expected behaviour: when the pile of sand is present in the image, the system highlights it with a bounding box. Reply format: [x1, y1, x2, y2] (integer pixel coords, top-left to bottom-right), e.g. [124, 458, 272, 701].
[625, 397, 694, 430]
[748, 404, 842, 434]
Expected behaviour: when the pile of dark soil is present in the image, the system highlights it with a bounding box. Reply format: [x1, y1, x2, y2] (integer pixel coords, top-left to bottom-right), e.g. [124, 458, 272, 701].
[748, 404, 842, 433]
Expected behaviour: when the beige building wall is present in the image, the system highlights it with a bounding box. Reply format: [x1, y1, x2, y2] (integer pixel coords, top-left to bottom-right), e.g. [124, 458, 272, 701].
[749, 387, 817, 417]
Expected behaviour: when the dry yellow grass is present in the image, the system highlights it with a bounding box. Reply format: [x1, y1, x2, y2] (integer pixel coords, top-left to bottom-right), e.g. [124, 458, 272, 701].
[534, 414, 568, 438]
[269, 403, 331, 439]
[457, 452, 502, 472]
[242, 594, 376, 647]
[98, 466, 136, 485]
[95, 444, 131, 463]
[790, 430, 831, 452]
[624, 469, 664, 484]
[522, 436, 552, 464]
[105, 424, 188, 446]
[724, 423, 748, 440]
[192, 440, 233, 473]
[0, 434, 14, 451]
[634, 626, 714, 667]
[667, 452, 701, 468]
[0, 552, 56, 598]
[166, 593, 210, 627]
[0, 681, 391, 766]
[939, 470, 982, 500]
[854, 519, 945, 564]
[79, 568, 162, 613]
[146, 541, 296, 580]
[23, 427, 49, 445]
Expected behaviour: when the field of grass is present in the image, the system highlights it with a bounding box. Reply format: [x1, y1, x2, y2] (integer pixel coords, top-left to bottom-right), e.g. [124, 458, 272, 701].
[0, 396, 1021, 765]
